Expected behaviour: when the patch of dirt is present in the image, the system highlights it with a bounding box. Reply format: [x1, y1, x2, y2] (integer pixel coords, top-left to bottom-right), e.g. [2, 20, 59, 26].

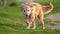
[46, 13, 60, 21]
[46, 24, 60, 30]
[45, 13, 60, 30]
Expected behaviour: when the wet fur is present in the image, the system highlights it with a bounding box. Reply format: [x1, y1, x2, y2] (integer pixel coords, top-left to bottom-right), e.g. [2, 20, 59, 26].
[20, 2, 54, 29]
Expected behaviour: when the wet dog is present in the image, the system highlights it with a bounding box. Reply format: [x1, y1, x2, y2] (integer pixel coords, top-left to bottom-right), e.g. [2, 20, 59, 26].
[20, 1, 53, 29]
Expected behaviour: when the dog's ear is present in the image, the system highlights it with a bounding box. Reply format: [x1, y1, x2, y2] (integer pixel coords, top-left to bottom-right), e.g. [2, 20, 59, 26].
[20, 6, 24, 11]
[20, 4, 25, 10]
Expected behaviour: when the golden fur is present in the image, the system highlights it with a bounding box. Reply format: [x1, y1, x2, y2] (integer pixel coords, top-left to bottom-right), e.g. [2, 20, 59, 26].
[20, 1, 54, 29]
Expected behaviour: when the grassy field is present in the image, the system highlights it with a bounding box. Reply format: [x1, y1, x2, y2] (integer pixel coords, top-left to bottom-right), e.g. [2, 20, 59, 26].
[0, 0, 60, 34]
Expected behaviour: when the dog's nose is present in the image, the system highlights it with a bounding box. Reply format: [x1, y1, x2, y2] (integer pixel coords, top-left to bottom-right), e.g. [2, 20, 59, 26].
[26, 15, 28, 16]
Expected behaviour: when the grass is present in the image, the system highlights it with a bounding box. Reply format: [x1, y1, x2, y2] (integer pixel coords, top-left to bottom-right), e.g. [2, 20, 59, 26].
[0, 0, 60, 34]
[0, 24, 60, 34]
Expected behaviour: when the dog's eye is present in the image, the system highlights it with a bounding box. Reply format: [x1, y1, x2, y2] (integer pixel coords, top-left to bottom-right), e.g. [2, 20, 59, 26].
[24, 10, 25, 12]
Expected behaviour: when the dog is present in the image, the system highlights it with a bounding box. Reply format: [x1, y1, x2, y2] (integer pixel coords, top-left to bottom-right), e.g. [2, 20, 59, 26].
[20, 1, 54, 29]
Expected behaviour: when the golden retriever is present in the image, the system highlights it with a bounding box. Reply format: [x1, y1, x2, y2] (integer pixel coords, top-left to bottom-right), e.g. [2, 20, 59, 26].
[20, 1, 53, 29]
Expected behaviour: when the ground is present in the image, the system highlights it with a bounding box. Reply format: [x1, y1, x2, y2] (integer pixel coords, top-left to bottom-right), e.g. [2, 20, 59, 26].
[45, 13, 60, 30]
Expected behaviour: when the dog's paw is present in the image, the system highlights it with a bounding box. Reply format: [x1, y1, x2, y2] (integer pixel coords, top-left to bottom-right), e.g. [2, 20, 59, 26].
[26, 27, 30, 29]
[32, 28, 36, 29]
[42, 27, 45, 30]
[32, 27, 36, 29]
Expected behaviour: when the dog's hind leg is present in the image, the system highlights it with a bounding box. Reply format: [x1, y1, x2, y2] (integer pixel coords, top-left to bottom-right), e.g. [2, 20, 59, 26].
[37, 12, 45, 30]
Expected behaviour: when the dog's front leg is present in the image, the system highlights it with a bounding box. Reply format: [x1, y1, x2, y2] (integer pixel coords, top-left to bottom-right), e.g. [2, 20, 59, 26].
[26, 18, 32, 29]
[32, 17, 36, 29]
[32, 20, 36, 29]
[30, 14, 36, 29]
[27, 21, 32, 29]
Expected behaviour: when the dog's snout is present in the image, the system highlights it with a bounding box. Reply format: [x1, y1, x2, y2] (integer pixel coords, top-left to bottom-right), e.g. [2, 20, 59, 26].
[26, 15, 28, 16]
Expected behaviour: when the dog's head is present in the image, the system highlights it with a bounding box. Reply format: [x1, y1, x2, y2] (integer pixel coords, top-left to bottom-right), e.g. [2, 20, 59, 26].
[21, 3, 36, 18]
[21, 5, 32, 18]
[24, 6, 32, 17]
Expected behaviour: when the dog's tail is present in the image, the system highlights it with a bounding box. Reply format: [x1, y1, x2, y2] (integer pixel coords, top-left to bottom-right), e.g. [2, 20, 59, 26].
[42, 2, 54, 14]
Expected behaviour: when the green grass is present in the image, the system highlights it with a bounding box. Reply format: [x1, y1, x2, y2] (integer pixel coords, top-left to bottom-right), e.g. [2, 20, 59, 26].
[0, 0, 60, 34]
[0, 24, 60, 34]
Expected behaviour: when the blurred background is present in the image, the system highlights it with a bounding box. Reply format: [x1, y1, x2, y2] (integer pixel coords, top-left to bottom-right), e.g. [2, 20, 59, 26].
[0, 0, 60, 34]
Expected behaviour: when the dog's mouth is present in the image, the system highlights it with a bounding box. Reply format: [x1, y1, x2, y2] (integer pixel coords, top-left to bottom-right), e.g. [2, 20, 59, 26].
[26, 16, 29, 18]
[25, 14, 31, 19]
